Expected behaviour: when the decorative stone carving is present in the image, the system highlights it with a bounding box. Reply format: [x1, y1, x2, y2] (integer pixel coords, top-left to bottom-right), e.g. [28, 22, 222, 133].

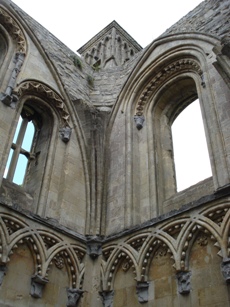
[0, 52, 25, 108]
[135, 58, 203, 116]
[176, 271, 191, 294]
[134, 115, 145, 130]
[136, 281, 149, 303]
[30, 275, 48, 298]
[122, 261, 130, 272]
[0, 6, 27, 53]
[197, 235, 208, 246]
[15, 81, 70, 125]
[66, 288, 84, 307]
[87, 238, 102, 259]
[60, 126, 72, 143]
[0, 264, 7, 286]
[155, 247, 167, 258]
[100, 290, 114, 307]
[221, 259, 230, 283]
[53, 255, 65, 269]
[0, 92, 18, 107]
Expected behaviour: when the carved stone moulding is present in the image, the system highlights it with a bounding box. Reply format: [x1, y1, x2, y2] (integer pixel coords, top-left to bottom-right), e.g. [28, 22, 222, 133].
[0, 6, 27, 53]
[66, 288, 84, 307]
[176, 271, 191, 295]
[16, 81, 70, 126]
[135, 58, 203, 117]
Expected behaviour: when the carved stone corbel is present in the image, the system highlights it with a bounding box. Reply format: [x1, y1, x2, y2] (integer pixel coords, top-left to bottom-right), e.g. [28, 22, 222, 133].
[221, 258, 230, 283]
[99, 290, 114, 307]
[176, 271, 191, 294]
[134, 115, 145, 130]
[66, 288, 84, 307]
[0, 92, 18, 107]
[30, 275, 48, 298]
[86, 236, 102, 259]
[60, 126, 72, 143]
[136, 281, 149, 303]
[0, 264, 7, 286]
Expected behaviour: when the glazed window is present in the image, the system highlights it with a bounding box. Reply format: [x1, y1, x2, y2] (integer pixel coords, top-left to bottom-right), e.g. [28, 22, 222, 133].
[171, 99, 212, 191]
[4, 106, 40, 185]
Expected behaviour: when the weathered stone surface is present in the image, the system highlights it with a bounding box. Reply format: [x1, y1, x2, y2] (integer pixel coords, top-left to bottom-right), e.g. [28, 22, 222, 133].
[0, 0, 230, 306]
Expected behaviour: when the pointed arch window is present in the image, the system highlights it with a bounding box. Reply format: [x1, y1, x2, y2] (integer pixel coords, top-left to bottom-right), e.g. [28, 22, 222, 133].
[152, 74, 214, 202]
[4, 105, 40, 185]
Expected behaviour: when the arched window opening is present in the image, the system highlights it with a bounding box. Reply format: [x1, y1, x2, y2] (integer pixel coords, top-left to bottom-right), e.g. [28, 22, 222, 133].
[4, 105, 40, 186]
[172, 99, 212, 191]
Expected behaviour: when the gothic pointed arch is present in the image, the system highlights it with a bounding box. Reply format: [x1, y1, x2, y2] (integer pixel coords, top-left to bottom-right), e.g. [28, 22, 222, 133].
[104, 33, 230, 235]
[15, 80, 70, 127]
[102, 243, 138, 291]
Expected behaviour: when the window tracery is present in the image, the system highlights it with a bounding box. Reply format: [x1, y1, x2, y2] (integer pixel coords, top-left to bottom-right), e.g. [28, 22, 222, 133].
[4, 105, 39, 185]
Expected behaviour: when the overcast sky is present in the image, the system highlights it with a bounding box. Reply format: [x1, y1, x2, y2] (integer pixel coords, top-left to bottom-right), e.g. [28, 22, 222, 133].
[12, 0, 203, 52]
[10, 0, 212, 191]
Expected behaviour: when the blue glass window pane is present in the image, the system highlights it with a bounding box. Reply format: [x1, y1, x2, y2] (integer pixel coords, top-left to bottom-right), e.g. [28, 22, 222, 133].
[13, 154, 28, 185]
[13, 116, 22, 143]
[22, 121, 35, 151]
[3, 148, 13, 178]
